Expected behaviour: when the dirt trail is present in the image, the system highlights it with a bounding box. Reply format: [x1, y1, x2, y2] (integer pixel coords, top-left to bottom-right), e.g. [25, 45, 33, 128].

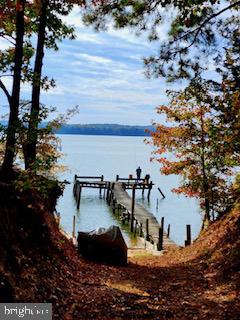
[1, 180, 239, 320]
[61, 206, 240, 320]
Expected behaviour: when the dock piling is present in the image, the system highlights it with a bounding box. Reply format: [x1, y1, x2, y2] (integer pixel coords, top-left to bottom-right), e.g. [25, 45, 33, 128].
[72, 215, 76, 238]
[185, 224, 191, 246]
[130, 184, 136, 232]
[73, 174, 77, 196]
[158, 187, 165, 199]
[157, 217, 164, 251]
[77, 185, 82, 210]
[99, 175, 104, 197]
[146, 218, 149, 241]
[106, 182, 110, 204]
[103, 187, 106, 199]
[147, 181, 153, 202]
[139, 223, 143, 237]
[167, 224, 170, 238]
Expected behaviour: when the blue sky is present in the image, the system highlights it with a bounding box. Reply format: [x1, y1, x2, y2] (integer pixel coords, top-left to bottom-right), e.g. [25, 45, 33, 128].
[0, 6, 177, 125]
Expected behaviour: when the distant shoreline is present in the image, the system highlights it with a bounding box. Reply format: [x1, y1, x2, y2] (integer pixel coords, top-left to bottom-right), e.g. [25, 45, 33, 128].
[0, 121, 154, 137]
[56, 124, 154, 137]
[57, 132, 150, 137]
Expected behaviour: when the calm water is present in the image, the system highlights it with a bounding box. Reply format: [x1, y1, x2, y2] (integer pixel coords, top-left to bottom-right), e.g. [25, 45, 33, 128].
[56, 134, 202, 246]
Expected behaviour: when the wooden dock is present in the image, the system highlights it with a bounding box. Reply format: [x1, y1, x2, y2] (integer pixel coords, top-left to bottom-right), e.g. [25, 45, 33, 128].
[109, 182, 177, 250]
[73, 175, 107, 209]
[73, 175, 178, 251]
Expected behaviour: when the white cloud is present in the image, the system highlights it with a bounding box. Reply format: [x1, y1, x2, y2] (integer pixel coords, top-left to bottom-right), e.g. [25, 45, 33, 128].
[1, 4, 173, 125]
[61, 6, 83, 28]
[75, 31, 104, 45]
[73, 53, 113, 65]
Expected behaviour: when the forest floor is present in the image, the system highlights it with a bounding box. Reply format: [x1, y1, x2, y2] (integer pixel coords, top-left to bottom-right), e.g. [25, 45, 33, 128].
[59, 243, 240, 320]
[24, 209, 239, 320]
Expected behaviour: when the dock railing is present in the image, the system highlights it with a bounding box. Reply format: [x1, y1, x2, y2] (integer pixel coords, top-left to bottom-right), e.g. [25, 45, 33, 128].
[73, 175, 105, 209]
[71, 174, 178, 251]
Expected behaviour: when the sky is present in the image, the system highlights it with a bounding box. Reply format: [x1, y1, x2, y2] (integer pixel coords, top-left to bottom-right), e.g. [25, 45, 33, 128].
[0, 6, 177, 125]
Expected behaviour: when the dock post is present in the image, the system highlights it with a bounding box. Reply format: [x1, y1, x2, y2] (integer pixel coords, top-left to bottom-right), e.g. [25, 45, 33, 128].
[106, 182, 110, 205]
[99, 175, 104, 198]
[157, 217, 164, 251]
[167, 224, 170, 238]
[139, 223, 143, 237]
[158, 187, 165, 199]
[111, 182, 115, 205]
[142, 184, 145, 197]
[130, 184, 136, 232]
[103, 186, 106, 199]
[161, 217, 164, 230]
[112, 199, 116, 214]
[147, 181, 153, 202]
[185, 224, 191, 246]
[109, 190, 112, 206]
[72, 215, 76, 239]
[75, 181, 79, 203]
[77, 185, 82, 210]
[146, 218, 149, 241]
[116, 174, 119, 181]
[73, 174, 77, 196]
[110, 184, 114, 206]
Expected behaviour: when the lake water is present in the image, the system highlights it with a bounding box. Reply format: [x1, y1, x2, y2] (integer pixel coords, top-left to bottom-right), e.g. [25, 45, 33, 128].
[56, 134, 202, 246]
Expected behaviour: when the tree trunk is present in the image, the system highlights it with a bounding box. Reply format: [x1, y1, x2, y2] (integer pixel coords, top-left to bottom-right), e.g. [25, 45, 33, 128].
[200, 106, 211, 223]
[202, 171, 210, 222]
[1, 1, 25, 176]
[25, 1, 48, 170]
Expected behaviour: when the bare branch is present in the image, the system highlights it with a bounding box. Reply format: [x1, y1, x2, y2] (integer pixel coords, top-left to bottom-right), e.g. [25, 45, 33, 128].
[0, 32, 16, 46]
[0, 79, 11, 105]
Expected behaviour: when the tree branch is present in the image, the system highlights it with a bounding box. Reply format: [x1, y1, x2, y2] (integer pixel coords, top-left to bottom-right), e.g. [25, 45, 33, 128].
[0, 32, 16, 46]
[173, 1, 240, 50]
[0, 79, 12, 105]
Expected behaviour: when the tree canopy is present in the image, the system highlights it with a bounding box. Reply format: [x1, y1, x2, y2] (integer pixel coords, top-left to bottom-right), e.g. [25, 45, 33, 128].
[0, 0, 75, 174]
[82, 0, 240, 81]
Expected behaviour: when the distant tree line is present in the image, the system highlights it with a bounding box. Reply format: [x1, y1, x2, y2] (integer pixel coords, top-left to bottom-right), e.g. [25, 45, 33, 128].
[56, 124, 154, 136]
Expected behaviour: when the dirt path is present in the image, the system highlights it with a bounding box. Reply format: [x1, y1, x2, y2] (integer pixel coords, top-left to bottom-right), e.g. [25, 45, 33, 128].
[1, 180, 239, 320]
[61, 247, 239, 320]
[2, 181, 237, 320]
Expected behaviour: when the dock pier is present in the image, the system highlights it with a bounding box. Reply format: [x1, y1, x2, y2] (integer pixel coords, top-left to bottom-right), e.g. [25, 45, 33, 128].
[73, 174, 177, 251]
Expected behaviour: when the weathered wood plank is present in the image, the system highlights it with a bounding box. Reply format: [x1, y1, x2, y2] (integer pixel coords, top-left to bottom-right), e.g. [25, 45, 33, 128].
[112, 182, 177, 250]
